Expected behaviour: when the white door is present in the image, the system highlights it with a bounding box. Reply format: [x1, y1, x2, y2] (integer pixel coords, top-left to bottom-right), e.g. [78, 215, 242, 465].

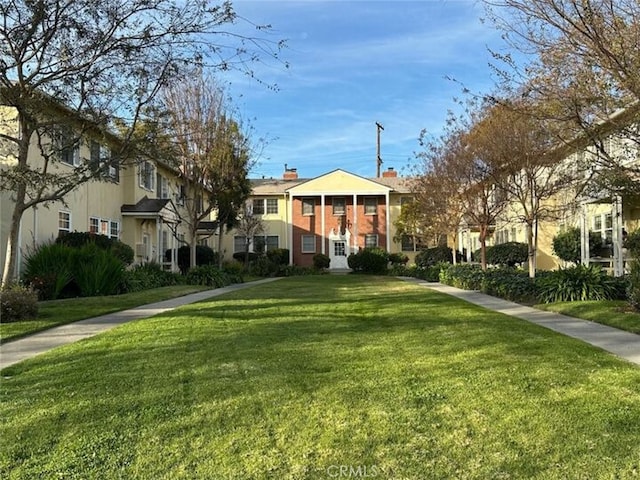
[331, 241, 349, 269]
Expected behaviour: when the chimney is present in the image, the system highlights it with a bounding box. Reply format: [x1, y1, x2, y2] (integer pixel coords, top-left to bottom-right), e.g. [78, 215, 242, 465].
[283, 166, 298, 180]
[382, 167, 397, 178]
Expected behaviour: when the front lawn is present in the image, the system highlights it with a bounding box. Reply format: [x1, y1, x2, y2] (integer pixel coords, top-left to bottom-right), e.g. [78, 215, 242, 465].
[0, 285, 210, 344]
[536, 299, 640, 334]
[2, 276, 640, 479]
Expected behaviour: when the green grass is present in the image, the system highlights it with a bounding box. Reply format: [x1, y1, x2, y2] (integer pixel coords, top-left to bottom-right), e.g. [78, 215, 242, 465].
[0, 285, 210, 344]
[2, 276, 640, 479]
[536, 300, 640, 334]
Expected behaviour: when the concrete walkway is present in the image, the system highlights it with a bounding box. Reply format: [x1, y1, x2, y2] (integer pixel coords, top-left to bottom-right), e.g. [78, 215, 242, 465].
[400, 277, 640, 366]
[0, 278, 281, 370]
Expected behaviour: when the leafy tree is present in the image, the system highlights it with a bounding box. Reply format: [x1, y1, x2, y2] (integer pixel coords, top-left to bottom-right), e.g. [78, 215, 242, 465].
[0, 0, 284, 284]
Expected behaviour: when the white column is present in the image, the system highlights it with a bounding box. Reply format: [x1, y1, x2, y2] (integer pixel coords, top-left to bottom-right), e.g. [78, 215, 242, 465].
[352, 193, 357, 253]
[385, 191, 390, 251]
[581, 203, 590, 266]
[321, 194, 326, 255]
[156, 217, 162, 264]
[288, 193, 294, 265]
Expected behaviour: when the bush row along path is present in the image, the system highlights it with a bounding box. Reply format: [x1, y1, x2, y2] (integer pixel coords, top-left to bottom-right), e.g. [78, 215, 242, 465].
[1, 276, 639, 370]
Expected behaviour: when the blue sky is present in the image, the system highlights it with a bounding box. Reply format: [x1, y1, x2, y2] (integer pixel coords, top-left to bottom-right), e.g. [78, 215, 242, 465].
[227, 0, 509, 180]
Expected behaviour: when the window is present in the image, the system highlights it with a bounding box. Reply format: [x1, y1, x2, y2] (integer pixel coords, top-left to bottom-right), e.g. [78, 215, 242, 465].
[89, 217, 99, 234]
[110, 221, 119, 239]
[57, 127, 79, 166]
[334, 241, 346, 257]
[162, 231, 169, 255]
[593, 215, 602, 232]
[90, 141, 119, 181]
[365, 234, 378, 248]
[301, 235, 316, 253]
[58, 211, 71, 236]
[250, 235, 280, 254]
[252, 199, 265, 215]
[139, 161, 156, 190]
[266, 198, 278, 214]
[364, 197, 377, 215]
[401, 235, 415, 252]
[332, 197, 345, 215]
[89, 216, 118, 238]
[302, 198, 315, 215]
[234, 236, 247, 253]
[157, 174, 170, 199]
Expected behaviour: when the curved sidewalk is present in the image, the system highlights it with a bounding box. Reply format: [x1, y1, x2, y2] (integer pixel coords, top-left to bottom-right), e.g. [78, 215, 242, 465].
[401, 278, 640, 366]
[0, 278, 281, 371]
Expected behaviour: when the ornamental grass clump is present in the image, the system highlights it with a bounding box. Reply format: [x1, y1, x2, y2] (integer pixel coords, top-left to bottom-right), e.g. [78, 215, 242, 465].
[536, 265, 621, 303]
[0, 283, 38, 322]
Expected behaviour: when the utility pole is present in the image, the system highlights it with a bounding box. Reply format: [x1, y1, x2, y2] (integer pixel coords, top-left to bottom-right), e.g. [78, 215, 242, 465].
[376, 121, 384, 177]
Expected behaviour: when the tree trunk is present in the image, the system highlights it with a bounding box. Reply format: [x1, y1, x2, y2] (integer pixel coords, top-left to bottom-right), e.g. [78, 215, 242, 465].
[479, 227, 488, 271]
[217, 223, 224, 269]
[189, 229, 198, 270]
[2, 202, 25, 285]
[526, 222, 536, 278]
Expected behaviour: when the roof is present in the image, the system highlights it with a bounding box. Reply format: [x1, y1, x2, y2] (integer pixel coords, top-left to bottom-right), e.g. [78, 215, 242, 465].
[121, 196, 171, 214]
[249, 170, 414, 195]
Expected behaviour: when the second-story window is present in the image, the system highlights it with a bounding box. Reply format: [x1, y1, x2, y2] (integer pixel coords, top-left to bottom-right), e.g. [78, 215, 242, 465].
[302, 198, 315, 215]
[333, 197, 345, 215]
[364, 197, 377, 215]
[266, 198, 278, 214]
[253, 198, 265, 215]
[139, 161, 156, 191]
[57, 127, 80, 166]
[157, 174, 170, 199]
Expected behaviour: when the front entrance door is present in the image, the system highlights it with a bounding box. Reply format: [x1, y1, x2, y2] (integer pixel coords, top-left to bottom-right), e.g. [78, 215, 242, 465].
[331, 240, 349, 269]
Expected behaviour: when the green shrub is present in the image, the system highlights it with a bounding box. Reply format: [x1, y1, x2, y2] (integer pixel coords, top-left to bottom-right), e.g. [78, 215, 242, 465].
[552, 227, 581, 263]
[267, 248, 290, 266]
[167, 245, 219, 274]
[56, 232, 133, 265]
[248, 256, 279, 277]
[624, 229, 640, 258]
[110, 240, 135, 265]
[536, 265, 621, 303]
[388, 252, 409, 266]
[185, 265, 231, 287]
[481, 268, 538, 303]
[23, 243, 74, 300]
[232, 251, 260, 264]
[121, 263, 180, 293]
[485, 242, 528, 267]
[348, 247, 389, 274]
[56, 231, 112, 250]
[72, 244, 125, 296]
[415, 246, 454, 267]
[439, 264, 485, 290]
[313, 253, 330, 269]
[628, 259, 640, 309]
[0, 284, 39, 322]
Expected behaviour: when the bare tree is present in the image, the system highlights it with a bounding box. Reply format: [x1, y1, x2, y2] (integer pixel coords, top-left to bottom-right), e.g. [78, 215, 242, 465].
[234, 204, 264, 267]
[470, 100, 582, 277]
[160, 71, 254, 269]
[484, 0, 640, 187]
[0, 0, 284, 283]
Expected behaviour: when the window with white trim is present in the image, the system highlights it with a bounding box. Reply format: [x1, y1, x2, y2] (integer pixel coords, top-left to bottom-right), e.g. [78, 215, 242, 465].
[57, 127, 80, 166]
[266, 198, 278, 214]
[364, 197, 377, 215]
[332, 197, 345, 215]
[253, 235, 279, 253]
[90, 141, 118, 181]
[301, 235, 316, 253]
[234, 235, 247, 253]
[58, 211, 71, 236]
[252, 198, 265, 215]
[89, 216, 119, 239]
[138, 161, 156, 191]
[157, 174, 170, 199]
[302, 198, 315, 216]
[365, 234, 378, 248]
